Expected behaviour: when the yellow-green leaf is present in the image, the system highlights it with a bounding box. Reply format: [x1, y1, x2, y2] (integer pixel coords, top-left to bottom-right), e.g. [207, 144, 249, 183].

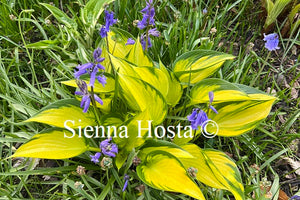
[126, 37, 153, 67]
[189, 79, 250, 106]
[187, 79, 276, 137]
[61, 74, 115, 93]
[24, 99, 96, 128]
[159, 61, 183, 106]
[114, 111, 151, 169]
[179, 144, 245, 200]
[101, 28, 134, 72]
[138, 140, 194, 161]
[110, 55, 169, 100]
[137, 151, 205, 200]
[118, 74, 167, 125]
[209, 99, 275, 136]
[11, 129, 88, 159]
[173, 50, 235, 85]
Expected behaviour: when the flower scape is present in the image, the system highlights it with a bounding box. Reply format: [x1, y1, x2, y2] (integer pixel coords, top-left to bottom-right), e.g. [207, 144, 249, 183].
[4, 0, 298, 199]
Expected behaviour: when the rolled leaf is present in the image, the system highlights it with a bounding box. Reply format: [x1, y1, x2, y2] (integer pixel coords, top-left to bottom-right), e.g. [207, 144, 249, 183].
[101, 29, 134, 72]
[126, 37, 153, 67]
[118, 74, 167, 125]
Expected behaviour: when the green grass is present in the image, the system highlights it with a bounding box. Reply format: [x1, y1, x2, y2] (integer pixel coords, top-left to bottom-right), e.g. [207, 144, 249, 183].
[1, 0, 299, 199]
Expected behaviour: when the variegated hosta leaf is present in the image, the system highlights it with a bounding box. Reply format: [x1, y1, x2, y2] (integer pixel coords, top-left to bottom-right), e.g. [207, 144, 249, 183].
[159, 61, 183, 106]
[109, 55, 170, 101]
[118, 74, 167, 125]
[11, 129, 88, 159]
[126, 37, 153, 67]
[61, 74, 115, 93]
[24, 99, 96, 128]
[100, 28, 134, 72]
[208, 99, 275, 136]
[187, 78, 276, 136]
[188, 78, 250, 106]
[138, 140, 194, 161]
[173, 50, 235, 85]
[179, 144, 245, 200]
[114, 111, 151, 169]
[137, 151, 205, 200]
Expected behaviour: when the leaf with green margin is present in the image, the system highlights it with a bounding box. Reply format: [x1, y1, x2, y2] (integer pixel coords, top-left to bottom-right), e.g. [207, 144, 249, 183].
[173, 50, 235, 85]
[61, 73, 115, 93]
[158, 61, 183, 106]
[118, 74, 167, 125]
[126, 37, 153, 67]
[179, 144, 245, 200]
[41, 3, 77, 29]
[137, 150, 205, 200]
[101, 28, 134, 73]
[208, 99, 276, 136]
[110, 55, 169, 100]
[188, 78, 250, 106]
[11, 129, 88, 159]
[138, 140, 194, 161]
[81, 0, 114, 28]
[186, 78, 276, 136]
[24, 99, 96, 128]
[138, 142, 244, 200]
[189, 79, 276, 106]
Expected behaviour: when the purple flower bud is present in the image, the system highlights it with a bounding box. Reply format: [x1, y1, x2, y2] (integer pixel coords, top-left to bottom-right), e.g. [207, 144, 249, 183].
[122, 174, 130, 192]
[203, 8, 208, 14]
[137, 0, 155, 30]
[100, 10, 117, 38]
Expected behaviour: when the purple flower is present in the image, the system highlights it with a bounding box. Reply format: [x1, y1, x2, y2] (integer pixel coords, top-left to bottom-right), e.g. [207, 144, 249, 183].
[100, 10, 117, 38]
[74, 48, 106, 88]
[148, 28, 160, 37]
[122, 174, 130, 192]
[126, 38, 135, 45]
[291, 195, 300, 200]
[97, 75, 107, 87]
[90, 152, 101, 164]
[74, 63, 93, 79]
[203, 8, 208, 14]
[140, 28, 160, 50]
[187, 109, 209, 130]
[75, 80, 103, 112]
[137, 0, 155, 30]
[263, 33, 280, 51]
[140, 33, 152, 50]
[100, 138, 118, 157]
[208, 91, 218, 114]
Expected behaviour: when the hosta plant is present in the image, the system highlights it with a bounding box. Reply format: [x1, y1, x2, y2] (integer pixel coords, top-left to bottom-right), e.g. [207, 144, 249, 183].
[9, 2, 277, 200]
